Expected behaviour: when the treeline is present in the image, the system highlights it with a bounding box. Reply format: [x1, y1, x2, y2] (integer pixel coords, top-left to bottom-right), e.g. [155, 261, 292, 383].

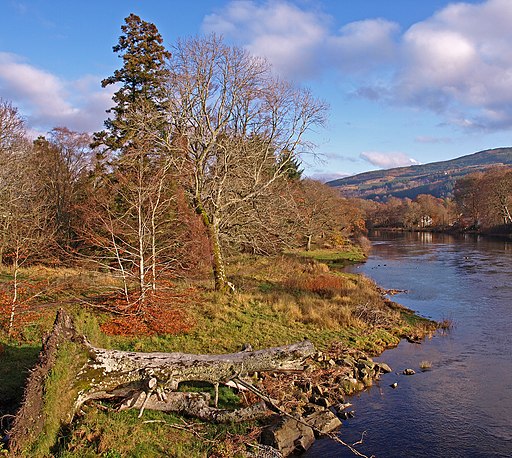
[454, 167, 512, 231]
[361, 167, 512, 234]
[0, 15, 364, 307]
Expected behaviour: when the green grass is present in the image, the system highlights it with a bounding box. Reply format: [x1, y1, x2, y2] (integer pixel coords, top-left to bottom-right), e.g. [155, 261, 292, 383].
[54, 407, 253, 458]
[0, 247, 437, 456]
[0, 343, 40, 412]
[291, 246, 367, 266]
[25, 342, 88, 457]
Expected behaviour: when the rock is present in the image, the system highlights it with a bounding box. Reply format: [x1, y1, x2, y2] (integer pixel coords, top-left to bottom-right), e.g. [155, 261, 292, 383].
[356, 358, 375, 371]
[328, 358, 336, 366]
[341, 356, 356, 367]
[241, 343, 253, 352]
[403, 368, 416, 375]
[334, 402, 352, 413]
[390, 382, 398, 389]
[248, 444, 283, 458]
[261, 417, 315, 456]
[310, 395, 330, 408]
[304, 410, 342, 437]
[376, 362, 392, 373]
[338, 410, 356, 420]
[312, 385, 324, 396]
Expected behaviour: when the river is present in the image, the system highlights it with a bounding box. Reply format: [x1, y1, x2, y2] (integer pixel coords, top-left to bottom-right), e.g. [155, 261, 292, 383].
[305, 231, 512, 458]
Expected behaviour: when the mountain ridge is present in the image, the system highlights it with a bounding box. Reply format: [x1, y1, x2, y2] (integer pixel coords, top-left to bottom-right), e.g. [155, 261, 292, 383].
[327, 147, 512, 200]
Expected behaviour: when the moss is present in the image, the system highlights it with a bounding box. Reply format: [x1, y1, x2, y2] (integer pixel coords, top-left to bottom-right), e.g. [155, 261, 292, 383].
[25, 342, 88, 457]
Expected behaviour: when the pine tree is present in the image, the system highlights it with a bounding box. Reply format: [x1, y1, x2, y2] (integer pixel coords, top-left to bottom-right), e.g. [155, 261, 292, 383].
[95, 13, 171, 150]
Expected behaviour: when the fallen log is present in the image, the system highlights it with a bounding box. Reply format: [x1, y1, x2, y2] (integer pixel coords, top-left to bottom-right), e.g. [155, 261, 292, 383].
[77, 331, 315, 409]
[8, 309, 315, 456]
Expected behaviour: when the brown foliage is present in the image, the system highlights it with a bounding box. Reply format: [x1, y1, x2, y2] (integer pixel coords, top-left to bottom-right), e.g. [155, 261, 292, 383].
[98, 283, 197, 336]
[284, 273, 347, 299]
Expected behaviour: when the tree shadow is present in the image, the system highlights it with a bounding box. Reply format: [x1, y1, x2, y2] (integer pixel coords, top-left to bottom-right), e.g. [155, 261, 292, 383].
[0, 343, 40, 433]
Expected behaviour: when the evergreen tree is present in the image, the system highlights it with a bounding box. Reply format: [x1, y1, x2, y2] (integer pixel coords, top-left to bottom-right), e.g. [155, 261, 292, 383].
[95, 13, 171, 150]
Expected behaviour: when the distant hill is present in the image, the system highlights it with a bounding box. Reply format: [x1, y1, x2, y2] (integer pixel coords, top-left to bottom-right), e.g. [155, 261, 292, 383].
[327, 147, 512, 200]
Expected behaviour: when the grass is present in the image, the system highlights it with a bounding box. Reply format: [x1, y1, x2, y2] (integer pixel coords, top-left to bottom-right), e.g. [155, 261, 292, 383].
[25, 341, 88, 457]
[289, 246, 367, 267]
[0, 245, 437, 457]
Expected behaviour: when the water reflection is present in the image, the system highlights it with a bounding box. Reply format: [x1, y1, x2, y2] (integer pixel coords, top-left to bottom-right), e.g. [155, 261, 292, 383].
[306, 231, 512, 458]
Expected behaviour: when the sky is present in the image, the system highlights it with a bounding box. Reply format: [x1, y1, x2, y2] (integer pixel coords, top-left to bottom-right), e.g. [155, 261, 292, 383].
[1, 0, 512, 181]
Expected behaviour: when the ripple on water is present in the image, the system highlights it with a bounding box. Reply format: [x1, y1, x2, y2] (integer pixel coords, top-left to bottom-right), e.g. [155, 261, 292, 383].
[308, 232, 512, 458]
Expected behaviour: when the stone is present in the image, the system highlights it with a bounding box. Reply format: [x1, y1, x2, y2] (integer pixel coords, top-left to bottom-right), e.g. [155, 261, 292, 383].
[310, 395, 331, 408]
[337, 410, 355, 420]
[312, 384, 324, 396]
[376, 362, 392, 373]
[261, 417, 315, 456]
[356, 358, 375, 371]
[403, 368, 416, 375]
[334, 402, 352, 413]
[304, 410, 342, 437]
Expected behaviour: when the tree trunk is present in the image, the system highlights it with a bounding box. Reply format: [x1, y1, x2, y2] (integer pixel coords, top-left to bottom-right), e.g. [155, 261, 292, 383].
[306, 234, 312, 252]
[77, 333, 314, 408]
[209, 219, 229, 292]
[194, 197, 229, 292]
[8, 310, 315, 455]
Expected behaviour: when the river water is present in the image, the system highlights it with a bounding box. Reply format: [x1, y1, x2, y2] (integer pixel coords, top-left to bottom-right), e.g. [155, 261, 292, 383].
[305, 231, 512, 457]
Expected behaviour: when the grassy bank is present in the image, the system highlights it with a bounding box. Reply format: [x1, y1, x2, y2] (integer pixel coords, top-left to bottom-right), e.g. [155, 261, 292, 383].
[0, 250, 436, 457]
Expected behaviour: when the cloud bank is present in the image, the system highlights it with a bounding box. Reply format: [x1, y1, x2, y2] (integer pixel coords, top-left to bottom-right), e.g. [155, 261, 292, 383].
[0, 52, 111, 135]
[360, 151, 420, 169]
[203, 0, 512, 131]
[202, 1, 399, 80]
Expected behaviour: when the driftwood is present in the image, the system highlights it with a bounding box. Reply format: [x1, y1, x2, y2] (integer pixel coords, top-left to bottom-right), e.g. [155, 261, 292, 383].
[8, 309, 315, 455]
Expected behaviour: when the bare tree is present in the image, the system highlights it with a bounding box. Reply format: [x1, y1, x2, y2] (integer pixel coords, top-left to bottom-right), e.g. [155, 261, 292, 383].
[31, 128, 93, 253]
[0, 103, 54, 333]
[82, 101, 182, 308]
[164, 35, 328, 291]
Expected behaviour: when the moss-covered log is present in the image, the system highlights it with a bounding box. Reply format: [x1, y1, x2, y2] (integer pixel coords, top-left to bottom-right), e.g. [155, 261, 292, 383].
[8, 309, 315, 456]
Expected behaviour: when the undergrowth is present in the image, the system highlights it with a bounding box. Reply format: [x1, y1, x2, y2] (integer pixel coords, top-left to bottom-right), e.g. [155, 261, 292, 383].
[0, 249, 436, 456]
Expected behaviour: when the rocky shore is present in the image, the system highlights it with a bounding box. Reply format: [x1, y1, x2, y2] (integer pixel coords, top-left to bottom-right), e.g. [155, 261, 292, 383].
[245, 346, 394, 457]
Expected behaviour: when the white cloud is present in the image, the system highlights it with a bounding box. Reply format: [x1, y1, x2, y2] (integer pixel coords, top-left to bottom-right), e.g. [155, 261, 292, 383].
[415, 135, 452, 144]
[307, 171, 350, 183]
[327, 19, 399, 73]
[360, 151, 420, 169]
[202, 1, 399, 80]
[203, 1, 328, 79]
[206, 0, 512, 132]
[391, 0, 512, 130]
[0, 52, 111, 134]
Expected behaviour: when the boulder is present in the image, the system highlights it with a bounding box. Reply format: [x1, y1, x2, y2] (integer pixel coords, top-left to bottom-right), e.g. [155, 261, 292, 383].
[403, 368, 416, 376]
[310, 395, 330, 408]
[376, 362, 392, 373]
[304, 410, 342, 437]
[261, 417, 315, 456]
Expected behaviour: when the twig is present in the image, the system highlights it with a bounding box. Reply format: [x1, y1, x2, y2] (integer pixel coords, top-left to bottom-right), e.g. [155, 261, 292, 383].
[352, 430, 368, 446]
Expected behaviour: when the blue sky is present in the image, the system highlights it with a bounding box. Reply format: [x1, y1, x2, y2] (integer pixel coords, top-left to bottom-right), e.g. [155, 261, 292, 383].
[1, 0, 511, 180]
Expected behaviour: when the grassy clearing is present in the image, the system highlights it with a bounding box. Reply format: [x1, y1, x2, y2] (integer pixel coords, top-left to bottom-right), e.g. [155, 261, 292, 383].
[0, 248, 436, 457]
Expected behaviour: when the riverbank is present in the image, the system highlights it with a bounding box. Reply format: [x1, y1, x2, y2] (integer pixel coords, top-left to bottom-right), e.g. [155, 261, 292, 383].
[310, 231, 512, 457]
[0, 249, 437, 457]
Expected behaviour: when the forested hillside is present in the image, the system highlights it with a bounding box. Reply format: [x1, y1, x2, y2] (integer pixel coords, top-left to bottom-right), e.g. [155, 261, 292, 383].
[328, 147, 512, 200]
